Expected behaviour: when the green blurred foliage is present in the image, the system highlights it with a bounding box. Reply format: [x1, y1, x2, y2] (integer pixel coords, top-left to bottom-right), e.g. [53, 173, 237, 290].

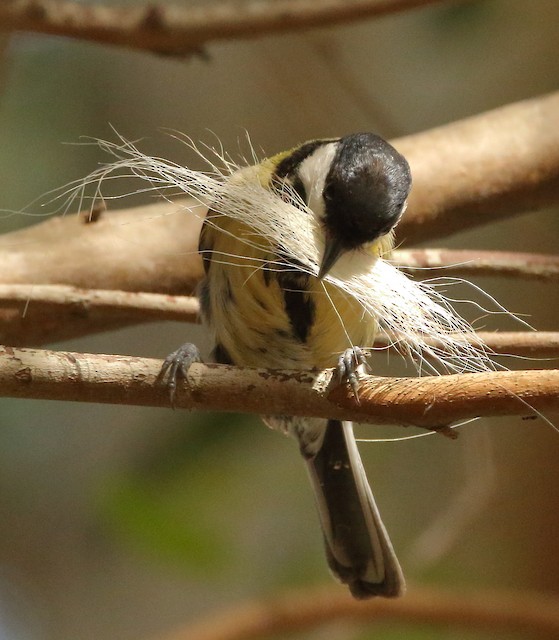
[98, 414, 251, 573]
[96, 409, 329, 590]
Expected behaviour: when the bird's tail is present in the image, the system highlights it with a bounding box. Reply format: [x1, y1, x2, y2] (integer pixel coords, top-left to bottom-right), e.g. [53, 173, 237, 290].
[306, 419, 405, 599]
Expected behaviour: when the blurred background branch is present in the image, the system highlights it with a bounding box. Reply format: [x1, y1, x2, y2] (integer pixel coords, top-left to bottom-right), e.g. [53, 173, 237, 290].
[162, 584, 559, 640]
[396, 248, 559, 280]
[0, 0, 459, 56]
[2, 285, 559, 357]
[0, 91, 556, 319]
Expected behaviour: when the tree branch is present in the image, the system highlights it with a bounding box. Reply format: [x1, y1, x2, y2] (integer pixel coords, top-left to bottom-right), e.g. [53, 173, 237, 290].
[5, 206, 559, 298]
[473, 331, 559, 357]
[375, 331, 559, 358]
[158, 585, 559, 640]
[0, 284, 199, 345]
[0, 0, 458, 56]
[1, 345, 557, 427]
[1, 91, 557, 302]
[395, 91, 559, 244]
[396, 248, 559, 281]
[0, 200, 205, 293]
[1, 284, 559, 358]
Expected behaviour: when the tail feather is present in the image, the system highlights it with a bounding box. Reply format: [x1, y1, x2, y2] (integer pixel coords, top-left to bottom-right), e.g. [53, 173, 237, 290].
[306, 419, 405, 599]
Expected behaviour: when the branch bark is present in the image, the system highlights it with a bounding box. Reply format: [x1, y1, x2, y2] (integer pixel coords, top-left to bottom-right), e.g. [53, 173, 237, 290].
[0, 284, 199, 345]
[1, 345, 557, 427]
[396, 248, 559, 280]
[395, 91, 559, 244]
[158, 585, 559, 640]
[1, 284, 559, 358]
[376, 331, 559, 358]
[0, 0, 458, 56]
[0, 200, 205, 293]
[1, 92, 557, 302]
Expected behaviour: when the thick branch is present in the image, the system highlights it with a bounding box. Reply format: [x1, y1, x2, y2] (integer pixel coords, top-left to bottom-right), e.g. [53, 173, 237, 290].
[395, 91, 559, 244]
[1, 346, 557, 426]
[329, 368, 559, 427]
[0, 201, 205, 293]
[161, 585, 559, 640]
[0, 0, 457, 56]
[5, 209, 559, 295]
[1, 92, 557, 301]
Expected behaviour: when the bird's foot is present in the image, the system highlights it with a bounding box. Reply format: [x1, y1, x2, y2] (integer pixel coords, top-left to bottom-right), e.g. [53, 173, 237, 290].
[160, 343, 201, 407]
[337, 346, 371, 402]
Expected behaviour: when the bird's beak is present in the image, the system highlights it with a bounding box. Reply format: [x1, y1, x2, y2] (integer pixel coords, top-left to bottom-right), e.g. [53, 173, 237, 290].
[318, 236, 345, 279]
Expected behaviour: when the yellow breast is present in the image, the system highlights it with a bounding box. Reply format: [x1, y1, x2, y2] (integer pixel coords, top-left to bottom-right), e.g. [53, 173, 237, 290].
[199, 158, 395, 370]
[201, 210, 391, 370]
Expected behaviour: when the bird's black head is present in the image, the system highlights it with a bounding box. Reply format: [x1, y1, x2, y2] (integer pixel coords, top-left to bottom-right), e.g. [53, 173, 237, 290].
[318, 133, 411, 277]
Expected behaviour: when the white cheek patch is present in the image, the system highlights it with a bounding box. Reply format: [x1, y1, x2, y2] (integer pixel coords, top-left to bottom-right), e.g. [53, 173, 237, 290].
[297, 142, 338, 218]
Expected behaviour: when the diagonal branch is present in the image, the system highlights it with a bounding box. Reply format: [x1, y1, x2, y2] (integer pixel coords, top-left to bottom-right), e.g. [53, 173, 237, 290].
[0, 0, 460, 56]
[0, 199, 205, 294]
[1, 345, 557, 427]
[0, 94, 557, 345]
[1, 92, 557, 301]
[395, 91, 559, 244]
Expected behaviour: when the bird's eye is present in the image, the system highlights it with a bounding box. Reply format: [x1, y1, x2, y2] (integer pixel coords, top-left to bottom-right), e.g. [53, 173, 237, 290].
[323, 185, 335, 202]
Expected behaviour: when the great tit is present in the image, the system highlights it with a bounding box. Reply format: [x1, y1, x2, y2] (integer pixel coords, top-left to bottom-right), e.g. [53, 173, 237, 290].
[164, 132, 412, 598]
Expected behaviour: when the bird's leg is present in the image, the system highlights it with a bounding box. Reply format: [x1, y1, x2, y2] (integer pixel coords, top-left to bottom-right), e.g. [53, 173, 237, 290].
[337, 346, 371, 401]
[160, 343, 202, 407]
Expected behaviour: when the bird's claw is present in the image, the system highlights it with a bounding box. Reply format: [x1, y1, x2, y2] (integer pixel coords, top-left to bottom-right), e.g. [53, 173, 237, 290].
[160, 343, 201, 407]
[337, 347, 370, 402]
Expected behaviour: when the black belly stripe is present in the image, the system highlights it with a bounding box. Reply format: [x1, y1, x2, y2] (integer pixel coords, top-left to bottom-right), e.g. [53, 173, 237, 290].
[198, 278, 211, 322]
[276, 269, 315, 343]
[198, 219, 214, 276]
[213, 342, 233, 365]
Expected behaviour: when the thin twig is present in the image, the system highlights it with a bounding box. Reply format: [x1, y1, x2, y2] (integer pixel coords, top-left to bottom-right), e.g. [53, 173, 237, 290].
[156, 584, 559, 640]
[395, 248, 559, 280]
[1, 345, 557, 426]
[0, 284, 199, 319]
[0, 0, 458, 56]
[377, 331, 559, 359]
[472, 331, 559, 357]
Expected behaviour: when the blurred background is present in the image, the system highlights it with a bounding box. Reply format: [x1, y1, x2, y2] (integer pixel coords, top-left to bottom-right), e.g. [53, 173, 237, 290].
[0, 1, 558, 638]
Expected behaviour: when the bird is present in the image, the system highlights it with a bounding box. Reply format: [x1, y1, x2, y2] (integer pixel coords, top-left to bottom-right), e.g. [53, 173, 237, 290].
[162, 132, 412, 599]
